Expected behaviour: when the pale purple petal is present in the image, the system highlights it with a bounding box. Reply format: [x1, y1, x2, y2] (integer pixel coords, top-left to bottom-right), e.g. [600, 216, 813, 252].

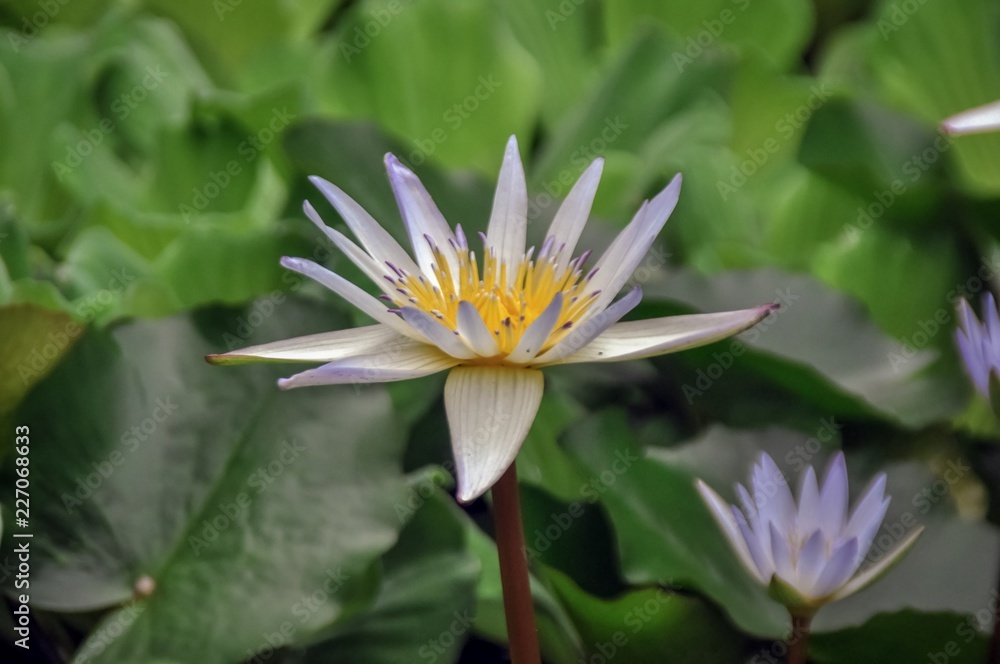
[507, 293, 564, 364]
[808, 537, 860, 599]
[456, 301, 500, 357]
[532, 287, 642, 365]
[278, 343, 458, 389]
[545, 158, 604, 268]
[303, 201, 389, 288]
[795, 529, 826, 589]
[768, 521, 795, 583]
[797, 466, 822, 536]
[399, 307, 477, 360]
[818, 452, 849, 537]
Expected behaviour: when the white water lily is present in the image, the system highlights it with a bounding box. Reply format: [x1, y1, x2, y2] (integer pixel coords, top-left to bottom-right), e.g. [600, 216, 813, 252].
[697, 452, 923, 613]
[209, 136, 775, 502]
[942, 100, 1000, 136]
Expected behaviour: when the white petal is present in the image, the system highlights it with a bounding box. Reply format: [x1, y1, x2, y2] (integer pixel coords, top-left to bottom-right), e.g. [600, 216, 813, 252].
[207, 324, 403, 365]
[942, 100, 1000, 136]
[808, 537, 860, 600]
[831, 526, 924, 601]
[733, 505, 773, 581]
[307, 175, 421, 275]
[456, 301, 500, 357]
[444, 366, 544, 502]
[399, 307, 477, 360]
[384, 154, 458, 285]
[277, 342, 458, 389]
[303, 201, 389, 289]
[818, 452, 849, 537]
[545, 158, 604, 267]
[485, 135, 527, 281]
[506, 293, 564, 364]
[695, 480, 762, 580]
[550, 304, 778, 365]
[587, 174, 682, 315]
[532, 287, 643, 365]
[281, 257, 423, 341]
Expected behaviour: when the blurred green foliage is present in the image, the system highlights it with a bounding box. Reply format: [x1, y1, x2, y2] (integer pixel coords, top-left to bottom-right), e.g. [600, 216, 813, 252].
[1, 0, 1000, 662]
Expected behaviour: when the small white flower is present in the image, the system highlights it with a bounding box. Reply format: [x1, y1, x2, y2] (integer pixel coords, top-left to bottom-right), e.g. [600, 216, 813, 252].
[942, 100, 1000, 136]
[697, 452, 922, 613]
[211, 136, 776, 502]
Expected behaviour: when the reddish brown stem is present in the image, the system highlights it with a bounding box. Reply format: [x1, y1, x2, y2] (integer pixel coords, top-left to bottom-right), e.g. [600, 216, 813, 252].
[493, 463, 541, 664]
[788, 612, 813, 664]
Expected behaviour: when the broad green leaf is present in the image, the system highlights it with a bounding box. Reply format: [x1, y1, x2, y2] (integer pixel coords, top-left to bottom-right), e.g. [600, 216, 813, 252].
[289, 491, 479, 664]
[811, 611, 988, 664]
[561, 409, 787, 637]
[0, 303, 78, 417]
[320, 0, 543, 173]
[4, 300, 415, 663]
[602, 0, 813, 71]
[547, 568, 744, 664]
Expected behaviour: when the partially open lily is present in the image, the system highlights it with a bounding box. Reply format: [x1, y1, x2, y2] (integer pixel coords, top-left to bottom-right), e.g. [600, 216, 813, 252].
[696, 452, 923, 616]
[209, 135, 775, 502]
[942, 100, 1000, 136]
[956, 294, 1000, 400]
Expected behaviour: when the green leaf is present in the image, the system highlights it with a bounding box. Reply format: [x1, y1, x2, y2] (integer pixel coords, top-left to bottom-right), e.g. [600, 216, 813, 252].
[547, 568, 744, 664]
[290, 490, 479, 664]
[0, 303, 78, 417]
[603, 0, 813, 71]
[321, 0, 542, 173]
[810, 611, 989, 664]
[562, 410, 787, 637]
[6, 300, 416, 663]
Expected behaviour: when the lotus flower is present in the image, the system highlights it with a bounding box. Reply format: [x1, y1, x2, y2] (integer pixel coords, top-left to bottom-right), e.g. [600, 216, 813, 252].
[942, 100, 1000, 136]
[209, 136, 775, 502]
[697, 452, 922, 614]
[956, 293, 1000, 399]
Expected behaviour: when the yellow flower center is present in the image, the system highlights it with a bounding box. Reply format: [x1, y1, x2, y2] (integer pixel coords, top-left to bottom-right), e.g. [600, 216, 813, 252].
[387, 236, 600, 358]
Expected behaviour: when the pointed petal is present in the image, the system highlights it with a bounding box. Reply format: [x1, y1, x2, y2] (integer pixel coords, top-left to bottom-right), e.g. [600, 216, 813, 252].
[308, 175, 420, 275]
[277, 342, 458, 389]
[695, 480, 761, 580]
[942, 100, 1000, 136]
[843, 474, 888, 545]
[507, 293, 564, 364]
[733, 504, 773, 581]
[280, 257, 423, 341]
[399, 307, 477, 360]
[768, 521, 795, 584]
[757, 453, 795, 531]
[207, 324, 403, 365]
[444, 366, 544, 502]
[384, 154, 457, 284]
[456, 301, 501, 357]
[831, 526, 924, 601]
[808, 537, 860, 600]
[485, 135, 527, 280]
[796, 529, 826, 589]
[532, 287, 643, 365]
[818, 452, 849, 537]
[587, 174, 682, 315]
[797, 466, 822, 536]
[545, 158, 604, 267]
[303, 201, 389, 288]
[547, 304, 777, 365]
